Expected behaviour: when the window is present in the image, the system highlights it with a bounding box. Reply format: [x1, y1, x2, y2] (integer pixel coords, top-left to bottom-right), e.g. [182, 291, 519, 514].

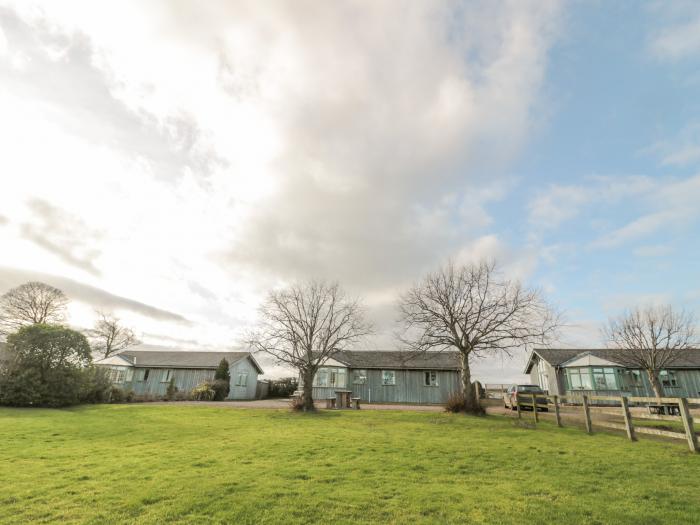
[382, 370, 396, 386]
[236, 373, 248, 387]
[565, 368, 592, 390]
[161, 369, 173, 383]
[108, 368, 126, 383]
[353, 369, 367, 384]
[329, 368, 347, 388]
[424, 371, 438, 387]
[313, 368, 347, 388]
[659, 370, 678, 387]
[143, 369, 150, 381]
[314, 368, 329, 387]
[125, 369, 134, 382]
[592, 368, 617, 390]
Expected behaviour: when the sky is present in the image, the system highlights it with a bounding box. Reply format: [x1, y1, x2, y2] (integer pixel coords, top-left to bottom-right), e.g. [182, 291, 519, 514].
[1, 1, 700, 382]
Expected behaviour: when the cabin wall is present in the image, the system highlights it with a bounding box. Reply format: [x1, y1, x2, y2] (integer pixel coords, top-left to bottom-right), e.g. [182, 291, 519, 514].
[310, 368, 460, 404]
[126, 368, 215, 397]
[228, 358, 258, 400]
[529, 356, 561, 395]
[554, 367, 700, 399]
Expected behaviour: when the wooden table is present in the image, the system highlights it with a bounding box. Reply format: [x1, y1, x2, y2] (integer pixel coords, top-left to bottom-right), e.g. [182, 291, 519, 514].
[334, 390, 352, 409]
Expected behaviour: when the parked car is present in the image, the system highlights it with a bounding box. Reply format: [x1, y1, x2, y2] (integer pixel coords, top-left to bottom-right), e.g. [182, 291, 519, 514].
[504, 385, 549, 411]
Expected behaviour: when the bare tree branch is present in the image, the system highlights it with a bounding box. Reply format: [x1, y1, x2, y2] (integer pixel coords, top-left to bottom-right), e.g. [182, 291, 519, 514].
[0, 281, 69, 335]
[246, 280, 372, 411]
[602, 305, 697, 397]
[86, 310, 140, 358]
[397, 260, 561, 413]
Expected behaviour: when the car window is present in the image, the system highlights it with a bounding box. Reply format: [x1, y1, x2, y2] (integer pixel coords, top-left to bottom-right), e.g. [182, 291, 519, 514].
[517, 385, 542, 393]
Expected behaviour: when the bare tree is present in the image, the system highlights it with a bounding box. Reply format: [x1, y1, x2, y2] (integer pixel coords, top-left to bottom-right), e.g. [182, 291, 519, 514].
[603, 305, 696, 398]
[398, 260, 560, 413]
[247, 280, 371, 411]
[0, 281, 69, 335]
[87, 311, 140, 358]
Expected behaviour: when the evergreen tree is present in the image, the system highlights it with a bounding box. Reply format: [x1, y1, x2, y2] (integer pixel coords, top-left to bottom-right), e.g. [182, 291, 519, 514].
[213, 358, 230, 400]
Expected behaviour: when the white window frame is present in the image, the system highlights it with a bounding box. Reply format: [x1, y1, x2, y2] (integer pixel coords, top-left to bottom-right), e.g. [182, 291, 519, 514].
[423, 370, 438, 387]
[236, 373, 248, 387]
[314, 368, 329, 387]
[382, 370, 396, 386]
[161, 369, 173, 383]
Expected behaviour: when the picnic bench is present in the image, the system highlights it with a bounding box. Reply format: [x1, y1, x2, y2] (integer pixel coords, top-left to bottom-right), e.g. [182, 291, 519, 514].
[351, 397, 361, 410]
[648, 403, 680, 416]
[334, 390, 352, 409]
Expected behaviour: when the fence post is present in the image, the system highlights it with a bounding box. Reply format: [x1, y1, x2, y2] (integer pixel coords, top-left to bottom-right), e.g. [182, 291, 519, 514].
[531, 393, 538, 423]
[516, 394, 521, 419]
[620, 396, 636, 442]
[582, 395, 592, 434]
[553, 395, 562, 427]
[678, 397, 698, 453]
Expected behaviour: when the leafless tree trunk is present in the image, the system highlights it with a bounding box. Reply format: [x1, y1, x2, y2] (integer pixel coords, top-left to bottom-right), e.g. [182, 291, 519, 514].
[603, 305, 696, 398]
[247, 280, 371, 412]
[87, 310, 140, 358]
[398, 260, 560, 414]
[0, 281, 69, 335]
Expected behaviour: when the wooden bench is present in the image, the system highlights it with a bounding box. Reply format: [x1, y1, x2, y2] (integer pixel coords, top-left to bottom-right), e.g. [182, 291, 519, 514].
[351, 397, 361, 410]
[325, 397, 336, 409]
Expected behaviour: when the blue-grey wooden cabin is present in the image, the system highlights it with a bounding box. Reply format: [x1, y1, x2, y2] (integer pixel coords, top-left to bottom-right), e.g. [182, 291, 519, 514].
[525, 348, 700, 399]
[302, 351, 462, 404]
[95, 347, 264, 400]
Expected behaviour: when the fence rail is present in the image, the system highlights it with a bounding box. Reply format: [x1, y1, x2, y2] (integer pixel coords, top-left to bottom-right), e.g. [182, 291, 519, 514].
[510, 393, 698, 453]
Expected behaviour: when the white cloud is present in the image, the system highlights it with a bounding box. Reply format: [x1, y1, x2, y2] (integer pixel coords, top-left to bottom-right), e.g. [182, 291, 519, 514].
[528, 175, 656, 230]
[649, 122, 700, 167]
[529, 174, 700, 249]
[0, 1, 563, 355]
[649, 2, 700, 61]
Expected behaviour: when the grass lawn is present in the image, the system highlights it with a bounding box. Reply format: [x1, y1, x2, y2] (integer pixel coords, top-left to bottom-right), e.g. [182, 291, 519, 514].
[1, 405, 699, 524]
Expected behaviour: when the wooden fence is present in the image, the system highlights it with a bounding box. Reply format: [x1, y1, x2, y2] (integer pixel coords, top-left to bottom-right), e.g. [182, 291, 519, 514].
[512, 393, 699, 453]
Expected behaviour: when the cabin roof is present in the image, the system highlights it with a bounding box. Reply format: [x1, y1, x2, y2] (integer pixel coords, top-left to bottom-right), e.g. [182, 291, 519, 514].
[524, 348, 700, 373]
[331, 350, 461, 370]
[96, 348, 263, 373]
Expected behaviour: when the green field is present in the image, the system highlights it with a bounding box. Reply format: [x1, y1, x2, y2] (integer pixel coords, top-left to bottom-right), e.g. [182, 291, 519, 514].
[1, 405, 699, 524]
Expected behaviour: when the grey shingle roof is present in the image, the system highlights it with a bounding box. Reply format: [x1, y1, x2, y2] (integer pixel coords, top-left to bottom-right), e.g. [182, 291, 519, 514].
[332, 350, 461, 370]
[116, 349, 262, 372]
[530, 348, 700, 370]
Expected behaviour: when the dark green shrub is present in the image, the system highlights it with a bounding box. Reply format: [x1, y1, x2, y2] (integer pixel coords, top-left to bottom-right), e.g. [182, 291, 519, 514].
[0, 324, 93, 407]
[212, 379, 230, 401]
[0, 366, 45, 406]
[110, 387, 125, 403]
[269, 377, 299, 398]
[80, 366, 112, 404]
[124, 389, 135, 402]
[213, 359, 230, 400]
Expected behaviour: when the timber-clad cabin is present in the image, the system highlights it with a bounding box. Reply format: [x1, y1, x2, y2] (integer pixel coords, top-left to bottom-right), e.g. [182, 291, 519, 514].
[525, 348, 700, 399]
[302, 350, 462, 404]
[95, 347, 264, 400]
